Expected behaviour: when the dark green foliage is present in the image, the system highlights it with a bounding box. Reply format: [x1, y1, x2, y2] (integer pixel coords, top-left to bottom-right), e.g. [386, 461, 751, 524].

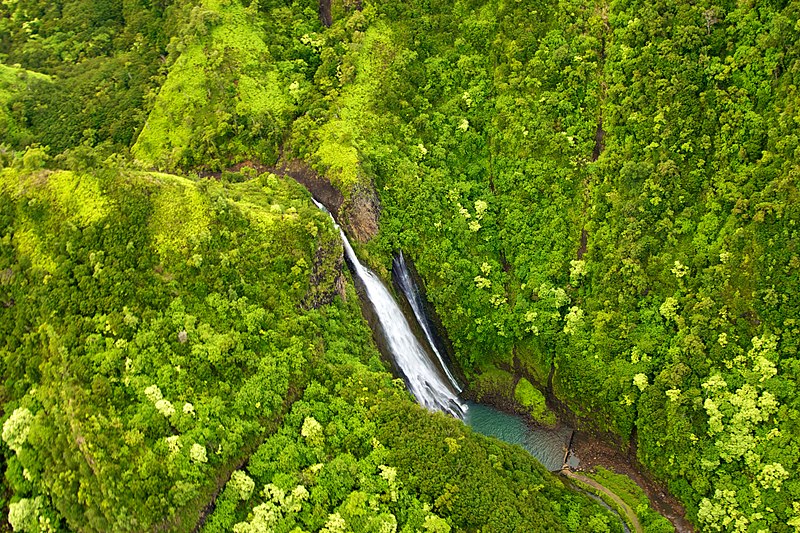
[0, 0, 187, 155]
[281, 0, 800, 529]
[375, 401, 618, 532]
[15, 54, 157, 152]
[0, 65, 48, 147]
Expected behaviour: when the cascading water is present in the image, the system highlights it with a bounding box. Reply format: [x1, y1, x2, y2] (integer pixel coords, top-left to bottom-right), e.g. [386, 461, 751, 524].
[312, 199, 466, 419]
[311, 198, 574, 470]
[392, 252, 462, 392]
[389, 249, 576, 471]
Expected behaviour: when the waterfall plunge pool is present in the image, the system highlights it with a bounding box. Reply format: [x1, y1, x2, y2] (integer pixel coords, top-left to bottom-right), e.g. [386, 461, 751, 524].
[464, 402, 576, 472]
[392, 251, 579, 472]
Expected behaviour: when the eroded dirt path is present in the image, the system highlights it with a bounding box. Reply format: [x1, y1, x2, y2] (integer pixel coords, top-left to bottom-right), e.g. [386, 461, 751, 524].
[562, 469, 643, 533]
[571, 431, 694, 532]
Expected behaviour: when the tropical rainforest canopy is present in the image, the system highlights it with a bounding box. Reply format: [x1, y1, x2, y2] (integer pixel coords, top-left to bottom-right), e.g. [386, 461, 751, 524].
[0, 0, 798, 531]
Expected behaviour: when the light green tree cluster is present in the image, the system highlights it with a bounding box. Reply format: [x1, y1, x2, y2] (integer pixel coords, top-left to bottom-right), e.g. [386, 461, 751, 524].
[6, 495, 58, 533]
[300, 416, 323, 448]
[232, 483, 310, 533]
[694, 336, 787, 531]
[2, 407, 34, 453]
[229, 471, 256, 501]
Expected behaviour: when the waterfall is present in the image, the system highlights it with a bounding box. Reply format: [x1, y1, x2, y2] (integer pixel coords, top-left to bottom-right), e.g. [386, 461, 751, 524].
[312, 199, 466, 419]
[392, 252, 462, 392]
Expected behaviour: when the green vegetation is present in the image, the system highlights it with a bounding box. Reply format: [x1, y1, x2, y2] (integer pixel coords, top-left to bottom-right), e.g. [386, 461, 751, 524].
[0, 161, 351, 530]
[203, 371, 615, 532]
[277, 0, 800, 530]
[0, 64, 49, 147]
[132, 0, 306, 171]
[563, 471, 644, 533]
[587, 468, 674, 533]
[514, 378, 556, 427]
[0, 160, 619, 531]
[471, 365, 515, 403]
[0, 0, 189, 154]
[1, 0, 799, 530]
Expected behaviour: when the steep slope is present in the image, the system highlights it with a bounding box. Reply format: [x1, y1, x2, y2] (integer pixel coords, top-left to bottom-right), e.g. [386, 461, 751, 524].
[0, 64, 49, 148]
[0, 0, 181, 154]
[0, 165, 352, 530]
[0, 161, 618, 531]
[1, 0, 799, 530]
[132, 0, 322, 171]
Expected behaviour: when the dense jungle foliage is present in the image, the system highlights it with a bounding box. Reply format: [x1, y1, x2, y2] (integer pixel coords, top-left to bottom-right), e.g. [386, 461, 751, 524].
[0, 164, 616, 531]
[1, 0, 798, 531]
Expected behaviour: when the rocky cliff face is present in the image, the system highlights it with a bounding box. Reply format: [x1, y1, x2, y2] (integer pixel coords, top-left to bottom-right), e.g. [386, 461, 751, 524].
[302, 235, 347, 309]
[273, 158, 381, 244]
[271, 159, 344, 215]
[269, 158, 379, 305]
[341, 182, 380, 243]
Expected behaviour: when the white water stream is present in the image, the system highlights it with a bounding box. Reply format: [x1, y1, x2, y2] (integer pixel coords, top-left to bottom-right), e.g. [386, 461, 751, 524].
[313, 199, 466, 418]
[393, 252, 462, 392]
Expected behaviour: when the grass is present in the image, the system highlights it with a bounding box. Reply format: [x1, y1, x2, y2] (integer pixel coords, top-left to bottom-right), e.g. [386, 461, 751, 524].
[133, 0, 293, 171]
[0, 167, 110, 272]
[149, 177, 213, 259]
[312, 23, 396, 192]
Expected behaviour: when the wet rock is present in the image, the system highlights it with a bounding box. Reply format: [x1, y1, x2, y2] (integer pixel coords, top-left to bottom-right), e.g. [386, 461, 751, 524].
[270, 159, 343, 216]
[271, 158, 380, 243]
